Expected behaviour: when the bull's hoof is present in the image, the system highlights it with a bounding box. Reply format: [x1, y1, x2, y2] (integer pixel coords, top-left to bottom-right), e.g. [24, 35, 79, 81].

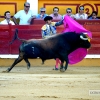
[2, 68, 10, 73]
[6, 68, 10, 72]
[27, 66, 30, 70]
[60, 68, 65, 72]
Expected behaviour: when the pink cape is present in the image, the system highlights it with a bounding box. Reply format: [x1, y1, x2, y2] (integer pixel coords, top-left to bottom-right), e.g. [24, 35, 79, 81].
[63, 15, 92, 64]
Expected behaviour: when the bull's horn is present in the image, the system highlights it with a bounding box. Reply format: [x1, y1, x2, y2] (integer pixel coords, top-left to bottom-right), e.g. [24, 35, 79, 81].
[80, 35, 88, 40]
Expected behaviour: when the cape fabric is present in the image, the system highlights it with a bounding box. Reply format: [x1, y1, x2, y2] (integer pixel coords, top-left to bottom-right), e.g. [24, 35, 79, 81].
[63, 15, 92, 64]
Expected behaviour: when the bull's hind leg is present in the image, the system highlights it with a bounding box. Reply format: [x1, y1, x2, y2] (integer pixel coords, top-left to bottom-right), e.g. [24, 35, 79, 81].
[6, 55, 24, 72]
[24, 58, 30, 69]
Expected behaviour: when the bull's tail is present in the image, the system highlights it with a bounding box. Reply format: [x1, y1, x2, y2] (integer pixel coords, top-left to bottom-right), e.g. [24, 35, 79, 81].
[9, 29, 27, 44]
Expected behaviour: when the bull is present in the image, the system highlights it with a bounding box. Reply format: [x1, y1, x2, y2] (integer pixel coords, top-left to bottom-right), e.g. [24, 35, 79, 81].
[6, 29, 91, 72]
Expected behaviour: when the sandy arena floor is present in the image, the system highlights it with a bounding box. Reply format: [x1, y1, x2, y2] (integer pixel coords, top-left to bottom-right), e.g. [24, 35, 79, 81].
[0, 66, 100, 100]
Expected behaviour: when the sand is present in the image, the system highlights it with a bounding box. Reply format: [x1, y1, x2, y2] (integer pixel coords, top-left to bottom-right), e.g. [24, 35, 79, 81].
[0, 66, 100, 100]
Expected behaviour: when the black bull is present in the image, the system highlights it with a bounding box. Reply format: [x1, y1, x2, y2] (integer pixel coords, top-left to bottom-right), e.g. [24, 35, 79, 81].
[6, 29, 91, 72]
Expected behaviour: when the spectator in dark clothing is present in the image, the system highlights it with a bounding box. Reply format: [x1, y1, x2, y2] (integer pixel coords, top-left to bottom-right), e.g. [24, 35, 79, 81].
[88, 11, 98, 19]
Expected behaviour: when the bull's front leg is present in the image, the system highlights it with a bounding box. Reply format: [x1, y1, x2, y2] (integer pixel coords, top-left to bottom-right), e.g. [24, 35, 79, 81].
[60, 56, 69, 72]
[60, 61, 65, 72]
[59, 57, 67, 72]
[65, 61, 68, 70]
[64, 57, 69, 70]
[59, 52, 69, 72]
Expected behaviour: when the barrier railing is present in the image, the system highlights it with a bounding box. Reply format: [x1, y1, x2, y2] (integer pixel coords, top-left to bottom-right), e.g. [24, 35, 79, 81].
[0, 19, 100, 55]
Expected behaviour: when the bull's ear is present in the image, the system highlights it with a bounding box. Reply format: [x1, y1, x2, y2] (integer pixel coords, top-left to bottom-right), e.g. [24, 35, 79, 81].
[83, 32, 91, 39]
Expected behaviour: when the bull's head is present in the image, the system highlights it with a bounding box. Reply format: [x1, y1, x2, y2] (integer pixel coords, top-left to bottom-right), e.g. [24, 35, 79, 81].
[79, 33, 91, 48]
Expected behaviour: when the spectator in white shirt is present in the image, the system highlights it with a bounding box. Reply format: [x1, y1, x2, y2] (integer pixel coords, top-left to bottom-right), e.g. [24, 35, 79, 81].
[13, 2, 35, 25]
[0, 11, 15, 25]
[75, 6, 88, 19]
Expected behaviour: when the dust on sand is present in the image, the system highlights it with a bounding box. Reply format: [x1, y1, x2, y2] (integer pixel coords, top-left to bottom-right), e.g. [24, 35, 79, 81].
[0, 66, 100, 100]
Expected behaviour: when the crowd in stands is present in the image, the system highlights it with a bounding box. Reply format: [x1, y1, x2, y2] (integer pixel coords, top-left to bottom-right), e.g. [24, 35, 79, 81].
[0, 2, 99, 25]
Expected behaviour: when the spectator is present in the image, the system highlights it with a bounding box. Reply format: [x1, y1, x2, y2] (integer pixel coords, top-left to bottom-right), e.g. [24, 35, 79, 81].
[63, 8, 75, 19]
[49, 7, 62, 20]
[88, 11, 98, 19]
[0, 11, 15, 25]
[75, 6, 88, 19]
[41, 16, 63, 70]
[13, 2, 35, 25]
[36, 7, 48, 19]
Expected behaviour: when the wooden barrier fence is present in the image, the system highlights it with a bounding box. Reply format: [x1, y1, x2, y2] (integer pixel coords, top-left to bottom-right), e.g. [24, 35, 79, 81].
[0, 19, 100, 55]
